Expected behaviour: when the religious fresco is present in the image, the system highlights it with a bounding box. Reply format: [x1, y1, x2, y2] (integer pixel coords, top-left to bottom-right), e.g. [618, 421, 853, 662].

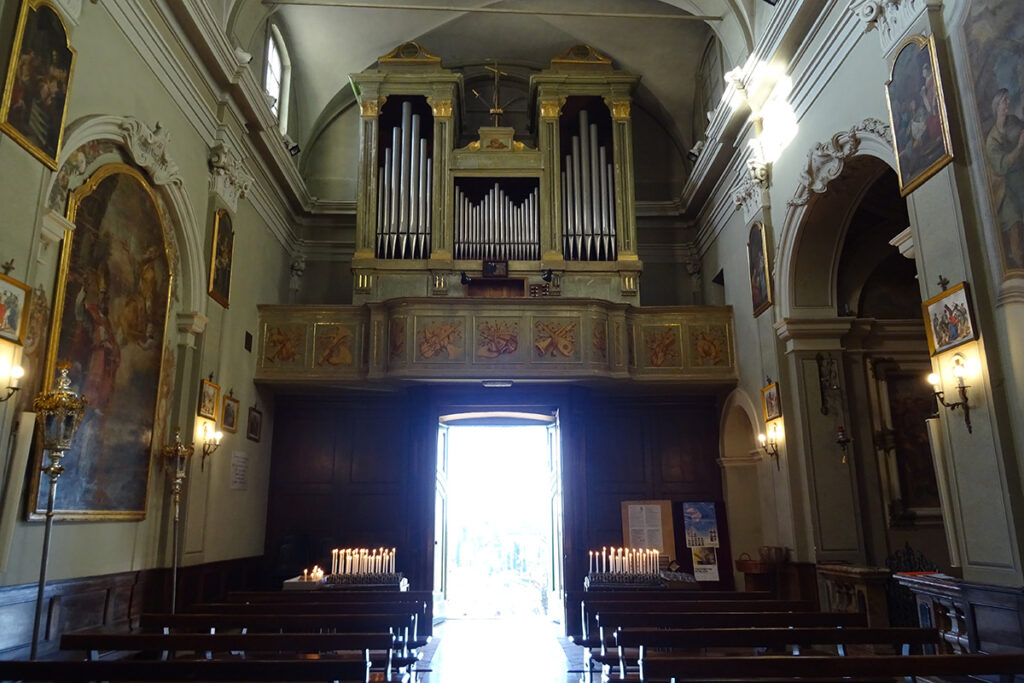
[689, 324, 729, 368]
[962, 0, 1024, 275]
[475, 318, 520, 361]
[416, 317, 464, 362]
[263, 323, 306, 368]
[314, 322, 355, 367]
[31, 164, 171, 519]
[533, 318, 579, 361]
[642, 325, 682, 368]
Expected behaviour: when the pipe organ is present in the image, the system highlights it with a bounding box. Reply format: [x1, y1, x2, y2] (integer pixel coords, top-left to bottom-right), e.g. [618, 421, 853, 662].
[376, 100, 433, 259]
[351, 42, 641, 305]
[454, 181, 540, 261]
[562, 109, 616, 262]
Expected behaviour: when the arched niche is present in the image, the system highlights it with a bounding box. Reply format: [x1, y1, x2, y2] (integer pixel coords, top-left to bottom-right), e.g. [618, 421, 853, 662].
[718, 388, 768, 580]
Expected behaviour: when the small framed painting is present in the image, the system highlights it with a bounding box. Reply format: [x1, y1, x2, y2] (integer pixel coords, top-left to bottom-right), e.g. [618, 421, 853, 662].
[747, 222, 771, 317]
[197, 379, 219, 421]
[885, 34, 953, 197]
[922, 281, 977, 355]
[762, 381, 782, 422]
[246, 406, 262, 442]
[208, 209, 233, 308]
[0, 274, 32, 345]
[221, 394, 240, 433]
[0, 0, 77, 169]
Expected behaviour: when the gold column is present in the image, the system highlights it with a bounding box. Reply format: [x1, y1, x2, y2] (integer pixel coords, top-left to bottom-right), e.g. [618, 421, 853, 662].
[606, 97, 638, 259]
[355, 95, 385, 260]
[429, 97, 453, 260]
[538, 97, 565, 262]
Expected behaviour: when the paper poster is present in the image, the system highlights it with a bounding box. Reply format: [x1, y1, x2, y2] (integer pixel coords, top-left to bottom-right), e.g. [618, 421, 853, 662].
[626, 503, 665, 551]
[691, 546, 720, 581]
[230, 451, 248, 490]
[682, 501, 719, 548]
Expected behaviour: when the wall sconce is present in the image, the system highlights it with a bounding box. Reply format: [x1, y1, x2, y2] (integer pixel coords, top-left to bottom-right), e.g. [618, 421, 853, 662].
[0, 362, 24, 402]
[200, 421, 222, 470]
[758, 422, 781, 469]
[928, 353, 973, 434]
[835, 425, 852, 464]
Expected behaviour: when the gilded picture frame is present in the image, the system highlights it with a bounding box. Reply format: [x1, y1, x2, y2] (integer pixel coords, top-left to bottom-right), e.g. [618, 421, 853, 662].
[885, 34, 954, 197]
[221, 394, 240, 433]
[747, 221, 771, 317]
[0, 0, 76, 169]
[246, 406, 262, 442]
[28, 164, 172, 520]
[208, 208, 233, 308]
[0, 273, 32, 345]
[922, 281, 978, 355]
[198, 378, 219, 421]
[762, 381, 782, 422]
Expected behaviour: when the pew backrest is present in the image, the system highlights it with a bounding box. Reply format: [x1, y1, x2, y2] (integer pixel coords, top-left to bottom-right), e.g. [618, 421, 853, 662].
[0, 658, 374, 681]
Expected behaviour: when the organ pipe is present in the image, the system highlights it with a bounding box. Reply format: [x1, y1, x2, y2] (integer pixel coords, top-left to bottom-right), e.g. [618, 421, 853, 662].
[562, 109, 616, 261]
[453, 182, 540, 261]
[376, 101, 432, 258]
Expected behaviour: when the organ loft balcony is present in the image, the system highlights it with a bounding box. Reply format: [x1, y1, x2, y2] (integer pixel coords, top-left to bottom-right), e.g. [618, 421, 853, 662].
[254, 43, 735, 388]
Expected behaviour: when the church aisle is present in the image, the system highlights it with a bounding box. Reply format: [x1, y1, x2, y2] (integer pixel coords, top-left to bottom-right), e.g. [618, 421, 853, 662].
[418, 616, 577, 683]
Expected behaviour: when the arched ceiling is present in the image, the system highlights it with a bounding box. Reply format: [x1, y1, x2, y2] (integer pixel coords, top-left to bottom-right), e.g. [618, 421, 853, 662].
[249, 0, 754, 174]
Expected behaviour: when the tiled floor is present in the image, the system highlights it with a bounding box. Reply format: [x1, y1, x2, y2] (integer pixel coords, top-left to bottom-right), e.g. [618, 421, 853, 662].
[417, 617, 582, 683]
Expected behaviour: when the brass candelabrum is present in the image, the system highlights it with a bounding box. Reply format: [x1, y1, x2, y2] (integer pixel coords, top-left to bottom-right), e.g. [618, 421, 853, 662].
[30, 364, 87, 659]
[161, 428, 195, 614]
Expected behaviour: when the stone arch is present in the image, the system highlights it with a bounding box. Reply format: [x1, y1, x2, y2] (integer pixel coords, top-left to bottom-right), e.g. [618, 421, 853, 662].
[718, 388, 768, 578]
[49, 115, 206, 316]
[775, 118, 896, 320]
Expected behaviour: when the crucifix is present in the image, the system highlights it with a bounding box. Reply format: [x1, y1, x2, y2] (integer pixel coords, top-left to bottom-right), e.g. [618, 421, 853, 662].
[472, 62, 510, 126]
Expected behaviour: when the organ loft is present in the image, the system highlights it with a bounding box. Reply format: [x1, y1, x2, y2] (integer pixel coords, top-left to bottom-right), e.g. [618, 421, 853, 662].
[349, 42, 642, 303]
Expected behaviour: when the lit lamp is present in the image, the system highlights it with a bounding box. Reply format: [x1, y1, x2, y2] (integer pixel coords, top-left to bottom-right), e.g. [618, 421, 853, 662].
[200, 421, 222, 470]
[161, 428, 194, 613]
[0, 361, 24, 402]
[928, 353, 973, 434]
[758, 422, 781, 469]
[30, 363, 87, 659]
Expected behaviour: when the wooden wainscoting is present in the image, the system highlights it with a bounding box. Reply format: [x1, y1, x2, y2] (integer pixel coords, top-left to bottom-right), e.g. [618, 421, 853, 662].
[0, 556, 262, 660]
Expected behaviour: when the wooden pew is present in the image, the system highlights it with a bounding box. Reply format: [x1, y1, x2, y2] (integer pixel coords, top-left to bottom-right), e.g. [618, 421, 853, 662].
[636, 652, 1024, 682]
[0, 657, 380, 681]
[228, 589, 435, 636]
[611, 626, 942, 678]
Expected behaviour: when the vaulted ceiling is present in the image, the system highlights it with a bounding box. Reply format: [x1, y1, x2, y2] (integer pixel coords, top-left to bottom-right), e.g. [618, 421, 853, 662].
[224, 0, 758, 207]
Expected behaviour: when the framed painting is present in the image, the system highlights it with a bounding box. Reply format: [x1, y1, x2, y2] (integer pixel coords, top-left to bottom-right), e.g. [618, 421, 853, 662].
[246, 406, 262, 442]
[961, 0, 1024, 276]
[28, 163, 171, 520]
[747, 221, 771, 317]
[221, 394, 240, 433]
[922, 281, 977, 355]
[208, 208, 233, 308]
[0, 273, 31, 344]
[198, 379, 219, 420]
[762, 381, 782, 422]
[885, 34, 954, 197]
[0, 0, 76, 169]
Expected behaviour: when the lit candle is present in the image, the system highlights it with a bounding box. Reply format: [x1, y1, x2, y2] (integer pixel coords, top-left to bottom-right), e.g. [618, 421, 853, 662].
[303, 568, 308, 582]
[602, 547, 606, 574]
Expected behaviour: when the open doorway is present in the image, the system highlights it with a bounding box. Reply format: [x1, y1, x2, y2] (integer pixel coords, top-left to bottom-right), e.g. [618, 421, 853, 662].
[434, 412, 564, 624]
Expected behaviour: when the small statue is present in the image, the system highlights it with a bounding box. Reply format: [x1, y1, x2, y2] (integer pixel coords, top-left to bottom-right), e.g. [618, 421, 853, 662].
[289, 254, 305, 291]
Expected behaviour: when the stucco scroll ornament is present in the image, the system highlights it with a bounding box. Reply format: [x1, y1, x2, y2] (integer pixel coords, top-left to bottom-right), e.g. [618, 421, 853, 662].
[209, 143, 254, 212]
[117, 119, 181, 187]
[847, 0, 935, 54]
[788, 118, 890, 207]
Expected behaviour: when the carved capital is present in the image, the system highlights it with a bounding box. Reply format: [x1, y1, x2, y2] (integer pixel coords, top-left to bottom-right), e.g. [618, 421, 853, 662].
[117, 118, 181, 187]
[177, 311, 208, 348]
[788, 118, 891, 207]
[208, 143, 254, 212]
[607, 99, 631, 121]
[733, 161, 772, 222]
[360, 96, 386, 118]
[539, 99, 563, 119]
[429, 98, 453, 118]
[848, 0, 935, 54]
